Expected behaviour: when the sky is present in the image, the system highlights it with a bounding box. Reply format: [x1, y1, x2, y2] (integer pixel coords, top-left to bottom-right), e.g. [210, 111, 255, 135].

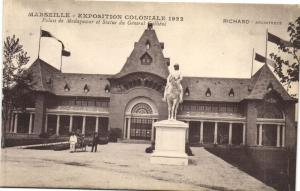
[3, 0, 299, 94]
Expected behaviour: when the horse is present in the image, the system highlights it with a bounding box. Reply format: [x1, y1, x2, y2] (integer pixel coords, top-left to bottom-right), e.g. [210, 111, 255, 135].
[165, 76, 182, 120]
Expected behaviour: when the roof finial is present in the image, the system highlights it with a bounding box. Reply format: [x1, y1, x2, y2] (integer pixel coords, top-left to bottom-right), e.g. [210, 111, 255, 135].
[148, 22, 153, 30]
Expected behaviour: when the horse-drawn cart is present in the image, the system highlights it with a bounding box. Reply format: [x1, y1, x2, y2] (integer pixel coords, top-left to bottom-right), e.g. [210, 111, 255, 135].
[75, 136, 87, 152]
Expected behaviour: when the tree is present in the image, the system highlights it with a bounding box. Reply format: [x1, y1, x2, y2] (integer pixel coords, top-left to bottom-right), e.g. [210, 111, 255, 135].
[2, 35, 31, 147]
[270, 17, 300, 93]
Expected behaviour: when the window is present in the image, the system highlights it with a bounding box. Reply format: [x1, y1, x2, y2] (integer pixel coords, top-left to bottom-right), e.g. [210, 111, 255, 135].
[96, 100, 109, 107]
[211, 103, 218, 112]
[229, 88, 234, 97]
[104, 84, 110, 93]
[262, 124, 277, 146]
[146, 40, 150, 49]
[64, 84, 70, 92]
[267, 82, 273, 91]
[184, 87, 190, 96]
[84, 84, 89, 93]
[205, 88, 211, 97]
[46, 77, 52, 84]
[140, 52, 152, 65]
[257, 123, 284, 147]
[88, 100, 96, 106]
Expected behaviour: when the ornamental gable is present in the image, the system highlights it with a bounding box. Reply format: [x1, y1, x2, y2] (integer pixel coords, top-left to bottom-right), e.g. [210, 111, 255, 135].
[113, 23, 169, 79]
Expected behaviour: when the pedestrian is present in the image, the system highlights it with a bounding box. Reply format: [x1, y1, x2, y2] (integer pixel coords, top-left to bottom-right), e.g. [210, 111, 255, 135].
[91, 132, 99, 152]
[69, 132, 77, 153]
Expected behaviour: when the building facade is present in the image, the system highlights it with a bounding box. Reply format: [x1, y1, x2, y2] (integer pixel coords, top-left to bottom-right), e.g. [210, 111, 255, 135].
[6, 24, 297, 148]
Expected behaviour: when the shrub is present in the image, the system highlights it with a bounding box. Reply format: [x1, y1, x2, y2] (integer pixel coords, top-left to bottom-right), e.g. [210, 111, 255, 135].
[108, 128, 122, 142]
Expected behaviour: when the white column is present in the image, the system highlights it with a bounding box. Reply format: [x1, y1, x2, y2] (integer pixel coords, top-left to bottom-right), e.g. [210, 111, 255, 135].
[214, 122, 218, 144]
[127, 118, 131, 139]
[69, 115, 73, 133]
[56, 115, 60, 136]
[200, 121, 204, 144]
[282, 125, 285, 147]
[229, 123, 232, 145]
[44, 115, 48, 133]
[276, 124, 281, 147]
[9, 112, 14, 132]
[186, 121, 190, 143]
[258, 124, 263, 146]
[242, 123, 246, 145]
[13, 113, 18, 133]
[82, 116, 86, 135]
[28, 113, 33, 134]
[151, 119, 155, 141]
[95, 117, 99, 133]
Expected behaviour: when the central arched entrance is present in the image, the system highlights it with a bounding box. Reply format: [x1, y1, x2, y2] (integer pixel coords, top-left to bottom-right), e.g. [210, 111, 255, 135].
[124, 97, 158, 140]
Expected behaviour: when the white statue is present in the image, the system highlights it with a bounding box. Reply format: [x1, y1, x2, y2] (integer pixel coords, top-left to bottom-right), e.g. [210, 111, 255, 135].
[162, 63, 183, 120]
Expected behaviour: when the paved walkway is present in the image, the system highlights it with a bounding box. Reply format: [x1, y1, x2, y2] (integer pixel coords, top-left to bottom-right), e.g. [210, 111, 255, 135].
[0, 143, 275, 191]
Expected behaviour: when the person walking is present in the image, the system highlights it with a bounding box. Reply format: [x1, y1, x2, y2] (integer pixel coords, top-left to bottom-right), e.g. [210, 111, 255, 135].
[91, 132, 99, 152]
[69, 132, 77, 153]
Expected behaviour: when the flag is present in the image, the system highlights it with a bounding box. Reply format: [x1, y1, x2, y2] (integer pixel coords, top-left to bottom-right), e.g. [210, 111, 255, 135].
[58, 40, 71, 57]
[41, 29, 71, 57]
[268, 32, 293, 47]
[255, 53, 276, 67]
[62, 49, 71, 56]
[255, 53, 266, 63]
[41, 30, 54, 38]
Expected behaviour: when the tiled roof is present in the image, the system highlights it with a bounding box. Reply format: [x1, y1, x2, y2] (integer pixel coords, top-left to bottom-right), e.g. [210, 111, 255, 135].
[28, 60, 293, 102]
[29, 59, 111, 97]
[245, 64, 294, 101]
[182, 77, 252, 102]
[28, 59, 60, 92]
[112, 28, 169, 79]
[52, 73, 111, 97]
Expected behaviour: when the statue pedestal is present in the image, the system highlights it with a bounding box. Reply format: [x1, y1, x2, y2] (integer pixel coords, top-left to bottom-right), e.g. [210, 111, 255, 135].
[150, 120, 189, 166]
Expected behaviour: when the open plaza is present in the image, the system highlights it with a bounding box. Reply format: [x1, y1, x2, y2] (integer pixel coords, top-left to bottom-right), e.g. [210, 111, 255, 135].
[0, 143, 276, 191]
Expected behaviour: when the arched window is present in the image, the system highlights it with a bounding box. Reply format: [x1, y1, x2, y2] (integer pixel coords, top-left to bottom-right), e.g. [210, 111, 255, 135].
[257, 90, 284, 119]
[256, 90, 285, 147]
[146, 40, 151, 50]
[131, 103, 153, 114]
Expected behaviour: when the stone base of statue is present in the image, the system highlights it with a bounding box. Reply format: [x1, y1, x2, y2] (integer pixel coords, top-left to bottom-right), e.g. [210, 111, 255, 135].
[150, 120, 189, 166]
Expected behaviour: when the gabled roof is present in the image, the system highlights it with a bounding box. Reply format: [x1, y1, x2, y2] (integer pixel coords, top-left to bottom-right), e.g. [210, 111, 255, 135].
[28, 58, 111, 97]
[112, 25, 169, 79]
[245, 64, 294, 101]
[28, 58, 60, 92]
[182, 77, 251, 102]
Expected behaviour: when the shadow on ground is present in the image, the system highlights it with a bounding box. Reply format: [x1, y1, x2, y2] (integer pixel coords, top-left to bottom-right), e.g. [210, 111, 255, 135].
[204, 146, 296, 191]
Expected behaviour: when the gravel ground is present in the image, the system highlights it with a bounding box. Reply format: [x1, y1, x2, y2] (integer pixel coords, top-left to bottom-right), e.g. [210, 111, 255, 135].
[0, 143, 275, 191]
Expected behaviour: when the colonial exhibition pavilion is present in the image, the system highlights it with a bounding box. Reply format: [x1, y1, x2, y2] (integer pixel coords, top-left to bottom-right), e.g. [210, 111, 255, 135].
[6, 24, 297, 148]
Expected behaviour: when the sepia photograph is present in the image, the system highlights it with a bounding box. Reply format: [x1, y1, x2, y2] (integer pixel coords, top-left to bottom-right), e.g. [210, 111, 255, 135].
[1, 0, 299, 191]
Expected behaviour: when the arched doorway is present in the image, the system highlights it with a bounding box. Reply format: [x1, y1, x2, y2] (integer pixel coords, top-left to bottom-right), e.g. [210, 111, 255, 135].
[124, 97, 158, 140]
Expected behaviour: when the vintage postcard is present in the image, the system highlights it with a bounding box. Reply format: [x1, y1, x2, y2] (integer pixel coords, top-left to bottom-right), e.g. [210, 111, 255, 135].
[1, 0, 299, 191]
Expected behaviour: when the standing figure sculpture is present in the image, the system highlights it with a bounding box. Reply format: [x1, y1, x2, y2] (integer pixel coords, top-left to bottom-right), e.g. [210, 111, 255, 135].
[163, 63, 183, 120]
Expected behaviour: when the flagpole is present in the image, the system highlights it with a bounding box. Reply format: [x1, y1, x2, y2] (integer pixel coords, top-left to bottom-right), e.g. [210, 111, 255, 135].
[60, 43, 63, 72]
[251, 48, 254, 78]
[265, 28, 268, 65]
[38, 26, 41, 59]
